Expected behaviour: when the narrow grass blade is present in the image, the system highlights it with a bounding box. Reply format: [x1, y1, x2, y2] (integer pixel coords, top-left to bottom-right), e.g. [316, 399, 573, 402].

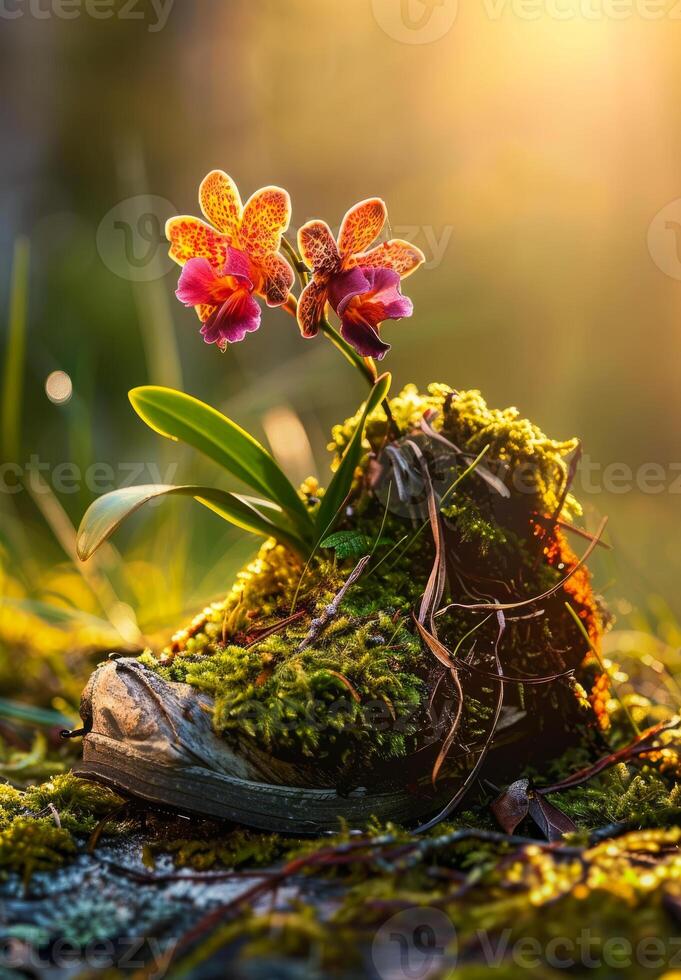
[1, 237, 30, 461]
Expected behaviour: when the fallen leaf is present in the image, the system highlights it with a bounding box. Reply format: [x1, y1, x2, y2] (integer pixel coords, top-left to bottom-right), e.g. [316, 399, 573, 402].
[491, 778, 531, 834]
[528, 794, 577, 842]
[492, 779, 577, 841]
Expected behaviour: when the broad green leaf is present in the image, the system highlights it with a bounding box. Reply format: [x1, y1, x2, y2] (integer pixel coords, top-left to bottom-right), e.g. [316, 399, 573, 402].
[320, 530, 371, 559]
[315, 373, 391, 536]
[128, 386, 312, 538]
[77, 485, 309, 562]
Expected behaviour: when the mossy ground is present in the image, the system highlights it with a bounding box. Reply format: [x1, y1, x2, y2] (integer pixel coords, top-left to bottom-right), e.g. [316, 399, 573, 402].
[3, 747, 680, 976]
[2, 385, 681, 975]
[0, 774, 121, 889]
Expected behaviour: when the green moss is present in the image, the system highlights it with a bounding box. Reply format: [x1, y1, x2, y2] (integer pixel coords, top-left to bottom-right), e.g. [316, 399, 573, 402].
[164, 783, 681, 977]
[23, 773, 123, 833]
[0, 783, 23, 826]
[441, 497, 509, 558]
[329, 383, 581, 518]
[181, 607, 425, 763]
[0, 816, 75, 887]
[0, 774, 123, 887]
[544, 766, 681, 830]
[150, 829, 282, 871]
[139, 383, 608, 772]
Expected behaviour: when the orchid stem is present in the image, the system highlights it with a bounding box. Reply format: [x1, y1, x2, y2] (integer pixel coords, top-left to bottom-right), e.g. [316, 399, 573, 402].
[282, 238, 396, 431]
[281, 236, 309, 285]
[319, 316, 378, 385]
[281, 237, 378, 386]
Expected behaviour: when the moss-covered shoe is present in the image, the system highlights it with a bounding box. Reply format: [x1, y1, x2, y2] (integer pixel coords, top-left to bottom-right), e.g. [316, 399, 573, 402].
[75, 385, 611, 834]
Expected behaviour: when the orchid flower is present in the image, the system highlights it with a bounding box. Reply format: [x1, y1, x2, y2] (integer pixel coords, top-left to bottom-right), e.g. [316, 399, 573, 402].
[166, 171, 295, 349]
[296, 199, 425, 360]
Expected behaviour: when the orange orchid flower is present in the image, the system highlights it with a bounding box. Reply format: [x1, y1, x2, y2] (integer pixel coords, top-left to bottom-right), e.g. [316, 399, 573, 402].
[166, 171, 294, 349]
[296, 198, 425, 359]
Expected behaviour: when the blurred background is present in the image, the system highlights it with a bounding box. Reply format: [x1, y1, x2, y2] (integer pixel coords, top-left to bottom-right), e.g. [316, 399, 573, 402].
[1, 0, 681, 726]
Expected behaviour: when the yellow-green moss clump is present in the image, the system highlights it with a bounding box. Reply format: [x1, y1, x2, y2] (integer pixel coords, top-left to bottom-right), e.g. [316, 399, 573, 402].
[0, 774, 122, 887]
[139, 384, 608, 777]
[330, 384, 581, 518]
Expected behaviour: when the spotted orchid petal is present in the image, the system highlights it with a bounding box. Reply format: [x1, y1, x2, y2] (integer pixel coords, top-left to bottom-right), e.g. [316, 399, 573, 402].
[240, 186, 291, 259]
[166, 216, 230, 269]
[196, 303, 216, 324]
[297, 279, 329, 337]
[199, 170, 243, 240]
[338, 198, 387, 260]
[168, 173, 297, 349]
[355, 238, 426, 279]
[298, 220, 340, 275]
[259, 251, 296, 307]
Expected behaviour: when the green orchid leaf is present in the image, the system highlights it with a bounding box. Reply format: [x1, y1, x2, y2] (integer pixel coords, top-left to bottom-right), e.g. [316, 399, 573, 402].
[77, 484, 309, 562]
[315, 373, 391, 537]
[128, 386, 312, 538]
